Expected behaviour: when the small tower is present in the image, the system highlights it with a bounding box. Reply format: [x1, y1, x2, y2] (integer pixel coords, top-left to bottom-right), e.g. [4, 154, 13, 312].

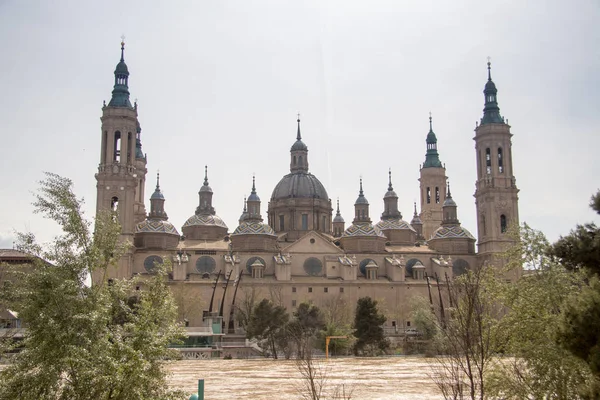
[95, 39, 147, 279]
[410, 202, 424, 240]
[238, 197, 248, 225]
[247, 175, 262, 220]
[381, 169, 402, 220]
[419, 114, 447, 239]
[354, 178, 370, 223]
[473, 60, 520, 265]
[333, 199, 345, 237]
[196, 166, 215, 215]
[290, 116, 309, 173]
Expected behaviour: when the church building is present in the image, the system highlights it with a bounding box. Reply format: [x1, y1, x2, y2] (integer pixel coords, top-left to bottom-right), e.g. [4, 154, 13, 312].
[94, 41, 519, 330]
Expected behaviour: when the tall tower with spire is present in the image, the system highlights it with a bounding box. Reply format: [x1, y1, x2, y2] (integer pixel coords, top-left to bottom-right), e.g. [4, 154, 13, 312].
[419, 114, 447, 240]
[95, 39, 147, 279]
[474, 60, 519, 264]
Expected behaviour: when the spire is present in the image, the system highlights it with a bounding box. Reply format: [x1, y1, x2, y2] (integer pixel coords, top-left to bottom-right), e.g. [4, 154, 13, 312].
[243, 197, 247, 213]
[203, 165, 209, 186]
[248, 174, 260, 202]
[196, 165, 215, 215]
[360, 178, 364, 195]
[108, 37, 132, 108]
[481, 58, 504, 125]
[333, 197, 345, 225]
[355, 177, 369, 206]
[252, 175, 256, 194]
[246, 175, 262, 220]
[388, 168, 393, 191]
[442, 180, 458, 225]
[149, 171, 167, 219]
[297, 114, 302, 141]
[413, 201, 418, 217]
[423, 113, 443, 168]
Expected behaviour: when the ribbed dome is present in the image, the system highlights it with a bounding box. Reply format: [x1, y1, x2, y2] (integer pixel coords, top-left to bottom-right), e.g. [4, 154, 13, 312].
[333, 213, 345, 223]
[443, 196, 457, 207]
[135, 219, 179, 236]
[384, 189, 397, 199]
[115, 60, 129, 74]
[484, 79, 497, 92]
[232, 221, 276, 236]
[291, 139, 308, 151]
[183, 214, 228, 229]
[150, 188, 164, 200]
[271, 173, 329, 201]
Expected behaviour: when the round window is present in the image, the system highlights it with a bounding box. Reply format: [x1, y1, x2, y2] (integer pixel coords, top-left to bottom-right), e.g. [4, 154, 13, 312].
[453, 259, 469, 276]
[359, 258, 376, 276]
[246, 257, 266, 273]
[196, 256, 216, 274]
[304, 257, 323, 276]
[405, 258, 422, 277]
[143, 255, 163, 274]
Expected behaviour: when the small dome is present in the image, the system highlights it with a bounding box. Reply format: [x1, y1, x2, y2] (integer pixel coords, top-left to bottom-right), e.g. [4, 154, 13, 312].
[248, 192, 260, 202]
[199, 184, 213, 193]
[411, 214, 422, 225]
[232, 221, 276, 236]
[271, 173, 329, 201]
[484, 79, 497, 93]
[291, 139, 308, 152]
[443, 196, 457, 207]
[150, 188, 164, 200]
[135, 219, 179, 236]
[342, 222, 386, 238]
[183, 214, 228, 229]
[431, 225, 475, 240]
[333, 213, 345, 223]
[355, 195, 369, 205]
[384, 189, 397, 199]
[115, 60, 129, 75]
[375, 219, 416, 233]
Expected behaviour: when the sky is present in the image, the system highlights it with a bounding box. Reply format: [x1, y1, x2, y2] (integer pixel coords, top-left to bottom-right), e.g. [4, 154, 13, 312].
[0, 0, 599, 249]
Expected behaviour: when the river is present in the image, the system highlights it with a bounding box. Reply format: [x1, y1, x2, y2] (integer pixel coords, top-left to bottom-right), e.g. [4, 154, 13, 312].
[168, 357, 442, 399]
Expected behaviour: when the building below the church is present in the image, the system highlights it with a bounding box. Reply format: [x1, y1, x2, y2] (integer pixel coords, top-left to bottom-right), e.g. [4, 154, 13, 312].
[94, 41, 520, 335]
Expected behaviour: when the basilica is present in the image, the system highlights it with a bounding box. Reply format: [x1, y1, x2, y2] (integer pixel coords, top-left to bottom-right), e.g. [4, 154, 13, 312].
[94, 41, 519, 330]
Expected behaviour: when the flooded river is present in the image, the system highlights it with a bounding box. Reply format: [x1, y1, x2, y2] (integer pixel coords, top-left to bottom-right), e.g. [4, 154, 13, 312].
[169, 357, 442, 399]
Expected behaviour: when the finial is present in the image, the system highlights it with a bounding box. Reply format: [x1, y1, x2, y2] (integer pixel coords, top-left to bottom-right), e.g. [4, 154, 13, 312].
[429, 112, 433, 131]
[359, 177, 364, 195]
[296, 113, 302, 141]
[252, 174, 256, 193]
[336, 198, 341, 213]
[243, 197, 247, 212]
[120, 35, 125, 62]
[203, 165, 209, 186]
[413, 201, 418, 217]
[388, 168, 393, 191]
[447, 180, 452, 198]
[487, 56, 492, 81]
[156, 171, 160, 190]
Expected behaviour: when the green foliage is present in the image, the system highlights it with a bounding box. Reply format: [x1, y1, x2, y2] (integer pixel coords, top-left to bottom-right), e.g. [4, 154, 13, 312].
[246, 298, 289, 359]
[409, 296, 437, 341]
[0, 173, 185, 400]
[487, 224, 596, 399]
[289, 302, 325, 359]
[353, 297, 389, 356]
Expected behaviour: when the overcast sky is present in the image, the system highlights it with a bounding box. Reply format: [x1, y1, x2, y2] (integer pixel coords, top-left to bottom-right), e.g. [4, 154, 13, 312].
[1, 0, 599, 249]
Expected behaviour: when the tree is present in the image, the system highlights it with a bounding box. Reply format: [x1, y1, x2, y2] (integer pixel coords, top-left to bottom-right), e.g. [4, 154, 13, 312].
[353, 296, 389, 356]
[549, 191, 600, 394]
[289, 302, 325, 359]
[0, 173, 185, 400]
[246, 298, 289, 359]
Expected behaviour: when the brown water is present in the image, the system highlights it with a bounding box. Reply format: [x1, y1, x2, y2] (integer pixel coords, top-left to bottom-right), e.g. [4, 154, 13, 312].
[169, 357, 442, 399]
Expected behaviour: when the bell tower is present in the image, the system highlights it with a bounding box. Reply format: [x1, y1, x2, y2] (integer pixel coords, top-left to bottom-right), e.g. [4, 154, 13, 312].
[95, 39, 147, 279]
[419, 114, 447, 239]
[474, 60, 519, 262]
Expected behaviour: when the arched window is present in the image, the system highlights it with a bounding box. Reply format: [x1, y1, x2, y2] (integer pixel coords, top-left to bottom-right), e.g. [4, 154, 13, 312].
[426, 187, 431, 204]
[299, 155, 303, 165]
[195, 256, 216, 274]
[111, 196, 119, 212]
[498, 147, 504, 173]
[481, 214, 486, 235]
[435, 187, 440, 204]
[113, 131, 121, 162]
[500, 214, 507, 233]
[127, 132, 133, 164]
[485, 148, 491, 174]
[293, 156, 297, 166]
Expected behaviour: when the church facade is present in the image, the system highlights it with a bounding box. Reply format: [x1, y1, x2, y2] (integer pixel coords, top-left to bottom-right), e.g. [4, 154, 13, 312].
[94, 41, 519, 329]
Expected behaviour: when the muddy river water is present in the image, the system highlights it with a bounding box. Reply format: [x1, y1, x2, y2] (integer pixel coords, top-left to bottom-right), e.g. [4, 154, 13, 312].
[168, 357, 442, 399]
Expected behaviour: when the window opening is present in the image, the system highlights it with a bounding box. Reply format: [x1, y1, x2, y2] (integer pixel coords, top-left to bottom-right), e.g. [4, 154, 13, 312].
[113, 131, 121, 162]
[500, 214, 507, 233]
[498, 147, 504, 173]
[426, 187, 431, 204]
[302, 214, 308, 230]
[486, 148, 491, 175]
[435, 187, 440, 204]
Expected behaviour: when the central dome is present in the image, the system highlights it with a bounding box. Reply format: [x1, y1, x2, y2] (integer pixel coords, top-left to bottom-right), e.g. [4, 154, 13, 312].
[271, 173, 329, 201]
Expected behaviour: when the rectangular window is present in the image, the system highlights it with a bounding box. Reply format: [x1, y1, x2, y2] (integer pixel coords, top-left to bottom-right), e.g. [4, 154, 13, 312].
[406, 321, 411, 327]
[498, 147, 504, 173]
[292, 300, 297, 307]
[279, 215, 285, 231]
[426, 187, 431, 204]
[302, 214, 308, 230]
[292, 287, 296, 293]
[322, 215, 327, 231]
[435, 187, 440, 203]
[340, 287, 344, 293]
[308, 287, 313, 293]
[486, 148, 492, 175]
[324, 287, 328, 293]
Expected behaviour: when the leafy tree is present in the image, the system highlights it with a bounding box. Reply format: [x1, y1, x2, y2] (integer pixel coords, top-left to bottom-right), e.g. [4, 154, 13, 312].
[289, 302, 325, 359]
[316, 294, 354, 356]
[0, 173, 185, 400]
[246, 298, 289, 359]
[487, 224, 594, 399]
[353, 297, 389, 356]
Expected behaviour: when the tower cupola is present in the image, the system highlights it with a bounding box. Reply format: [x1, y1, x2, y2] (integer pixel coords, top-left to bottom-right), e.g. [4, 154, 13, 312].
[423, 114, 443, 168]
[108, 39, 132, 108]
[332, 198, 345, 237]
[381, 169, 402, 220]
[441, 182, 459, 225]
[354, 178, 371, 223]
[196, 166, 215, 215]
[290, 116, 309, 173]
[246, 175, 262, 220]
[481, 60, 505, 125]
[149, 172, 167, 220]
